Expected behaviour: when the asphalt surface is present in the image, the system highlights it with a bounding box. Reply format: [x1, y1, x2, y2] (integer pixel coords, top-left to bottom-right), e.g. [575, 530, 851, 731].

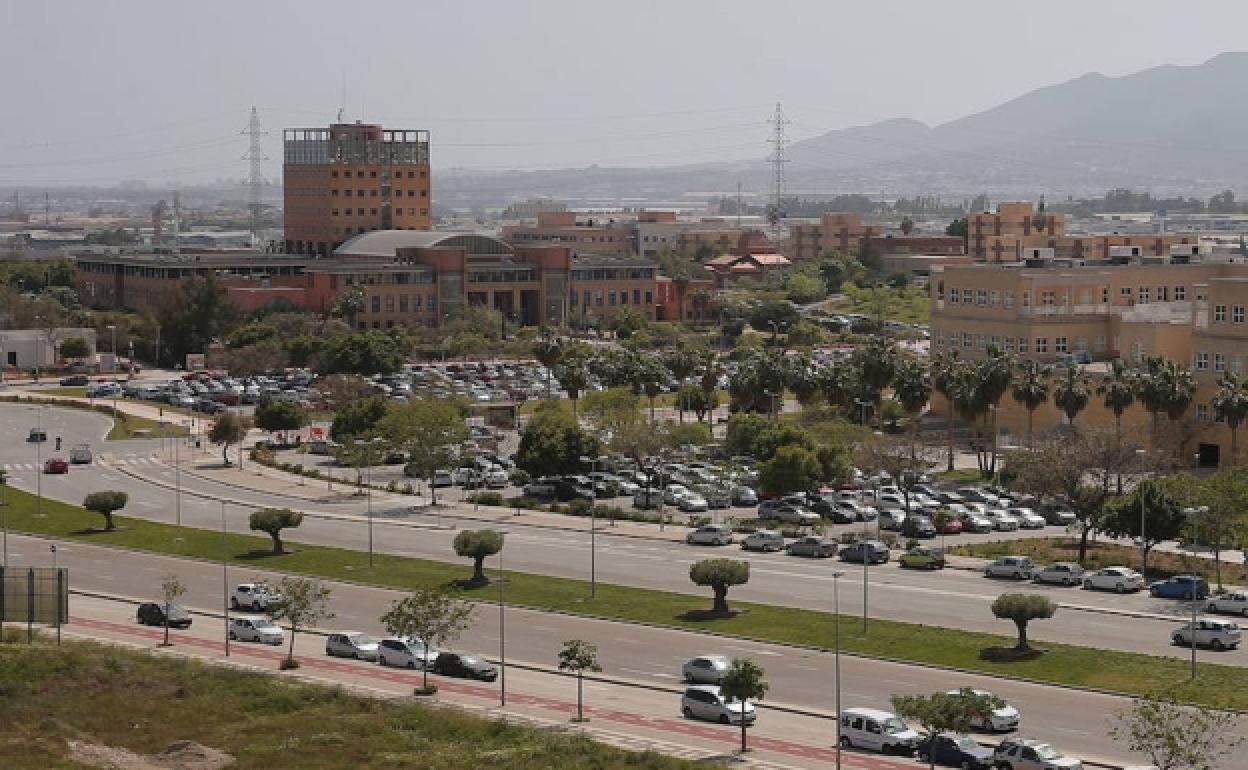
[3, 531, 1205, 770]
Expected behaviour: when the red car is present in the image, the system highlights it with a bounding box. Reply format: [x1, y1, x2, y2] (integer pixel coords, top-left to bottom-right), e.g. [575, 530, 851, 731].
[938, 516, 964, 535]
[43, 458, 69, 474]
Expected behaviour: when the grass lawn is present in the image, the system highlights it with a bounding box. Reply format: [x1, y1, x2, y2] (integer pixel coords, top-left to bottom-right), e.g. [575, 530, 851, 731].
[934, 468, 987, 483]
[0, 393, 188, 440]
[949, 537, 1245, 588]
[4, 485, 1245, 709]
[827, 284, 930, 325]
[0, 634, 693, 770]
[39, 386, 88, 397]
[105, 411, 190, 441]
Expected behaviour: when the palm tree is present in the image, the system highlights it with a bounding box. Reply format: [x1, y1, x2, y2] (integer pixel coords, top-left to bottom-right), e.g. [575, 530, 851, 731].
[930, 350, 962, 471]
[696, 348, 724, 422]
[1135, 355, 1170, 443]
[664, 346, 701, 423]
[1096, 359, 1138, 448]
[690, 287, 713, 322]
[1212, 373, 1248, 464]
[1053, 365, 1092, 430]
[630, 351, 670, 423]
[975, 347, 1014, 474]
[948, 365, 991, 476]
[1011, 360, 1052, 447]
[891, 357, 932, 442]
[784, 353, 824, 408]
[553, 352, 591, 419]
[532, 327, 564, 399]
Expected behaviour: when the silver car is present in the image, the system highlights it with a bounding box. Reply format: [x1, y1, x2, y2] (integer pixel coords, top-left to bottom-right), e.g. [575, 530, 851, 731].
[377, 637, 438, 669]
[681, 685, 756, 725]
[325, 631, 379, 661]
[1034, 562, 1085, 586]
[1171, 618, 1242, 651]
[228, 616, 284, 645]
[682, 654, 731, 684]
[1207, 589, 1248, 616]
[985, 556, 1034, 580]
[686, 525, 733, 546]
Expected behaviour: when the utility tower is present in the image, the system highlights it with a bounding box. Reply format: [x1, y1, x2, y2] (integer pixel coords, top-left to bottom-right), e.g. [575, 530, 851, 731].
[241, 106, 269, 240]
[766, 102, 789, 227]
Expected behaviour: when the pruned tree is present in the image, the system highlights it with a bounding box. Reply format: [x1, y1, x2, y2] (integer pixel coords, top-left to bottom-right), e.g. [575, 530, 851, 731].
[253, 398, 308, 436]
[1110, 694, 1244, 770]
[1101, 477, 1188, 573]
[990, 593, 1056, 651]
[892, 689, 1006, 770]
[158, 573, 186, 648]
[452, 529, 504, 586]
[82, 490, 128, 532]
[380, 398, 469, 507]
[248, 508, 303, 555]
[557, 639, 602, 722]
[266, 576, 334, 670]
[380, 587, 475, 693]
[719, 658, 768, 754]
[689, 558, 749, 617]
[209, 411, 252, 467]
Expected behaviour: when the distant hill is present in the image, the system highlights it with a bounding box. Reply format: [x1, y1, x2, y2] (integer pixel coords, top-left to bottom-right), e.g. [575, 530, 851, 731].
[441, 53, 1248, 204]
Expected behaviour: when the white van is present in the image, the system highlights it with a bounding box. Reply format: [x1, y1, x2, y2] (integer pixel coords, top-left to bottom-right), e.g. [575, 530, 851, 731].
[839, 707, 919, 755]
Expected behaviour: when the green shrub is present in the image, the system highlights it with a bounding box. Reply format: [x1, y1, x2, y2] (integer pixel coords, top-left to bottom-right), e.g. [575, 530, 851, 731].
[469, 492, 505, 507]
[566, 498, 593, 517]
[731, 518, 762, 533]
[687, 515, 711, 528]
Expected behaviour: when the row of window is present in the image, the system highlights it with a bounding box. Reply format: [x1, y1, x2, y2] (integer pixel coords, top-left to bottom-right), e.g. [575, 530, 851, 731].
[1211, 304, 1247, 323]
[946, 284, 1190, 309]
[933, 329, 1107, 355]
[330, 208, 428, 217]
[570, 268, 656, 281]
[570, 288, 653, 308]
[1194, 351, 1246, 373]
[369, 294, 437, 314]
[330, 169, 427, 179]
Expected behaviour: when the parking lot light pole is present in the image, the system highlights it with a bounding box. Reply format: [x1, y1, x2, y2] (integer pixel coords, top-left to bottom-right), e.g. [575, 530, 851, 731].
[221, 501, 230, 658]
[831, 569, 845, 770]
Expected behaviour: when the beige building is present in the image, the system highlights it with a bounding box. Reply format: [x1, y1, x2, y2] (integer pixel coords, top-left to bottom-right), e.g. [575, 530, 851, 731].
[929, 254, 1248, 466]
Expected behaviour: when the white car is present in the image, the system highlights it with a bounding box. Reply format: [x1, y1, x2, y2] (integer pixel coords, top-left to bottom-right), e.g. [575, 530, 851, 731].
[686, 525, 733, 546]
[985, 556, 1035, 580]
[326, 631, 379, 661]
[1171, 618, 1242, 650]
[741, 530, 785, 552]
[678, 494, 709, 512]
[663, 484, 691, 505]
[230, 582, 280, 611]
[681, 685, 756, 725]
[377, 637, 438, 669]
[877, 509, 907, 531]
[1011, 508, 1047, 529]
[1034, 562, 1085, 586]
[986, 510, 1020, 531]
[994, 739, 1083, 770]
[945, 688, 1020, 732]
[229, 616, 284, 645]
[484, 468, 509, 489]
[1207, 589, 1248, 616]
[1083, 566, 1146, 593]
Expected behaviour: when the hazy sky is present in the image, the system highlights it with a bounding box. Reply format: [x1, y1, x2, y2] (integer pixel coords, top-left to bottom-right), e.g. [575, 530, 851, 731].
[4, 0, 1248, 186]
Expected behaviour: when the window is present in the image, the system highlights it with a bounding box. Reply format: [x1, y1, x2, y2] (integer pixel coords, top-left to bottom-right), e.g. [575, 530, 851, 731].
[428, 295, 436, 312]
[331, 170, 338, 178]
[331, 209, 338, 216]
[1101, 286, 1109, 304]
[1196, 351, 1209, 370]
[1004, 290, 1014, 308]
[962, 332, 972, 349]
[385, 295, 395, 312]
[370, 295, 380, 313]
[1234, 356, 1243, 375]
[1197, 404, 1210, 421]
[1138, 287, 1150, 304]
[1041, 290, 1056, 307]
[990, 290, 1000, 307]
[990, 334, 1000, 348]
[412, 294, 421, 310]
[633, 289, 641, 305]
[595, 290, 604, 307]
[1215, 304, 1227, 322]
[1175, 285, 1186, 300]
[1215, 353, 1226, 372]
[1055, 337, 1068, 353]
[1004, 337, 1016, 352]
[1075, 336, 1088, 352]
[949, 288, 960, 304]
[644, 290, 653, 304]
[608, 290, 616, 306]
[976, 289, 987, 307]
[1120, 287, 1133, 298]
[1157, 286, 1168, 302]
[976, 334, 987, 350]
[1018, 337, 1029, 354]
[1035, 338, 1048, 354]
[1022, 291, 1030, 307]
[1235, 306, 1245, 323]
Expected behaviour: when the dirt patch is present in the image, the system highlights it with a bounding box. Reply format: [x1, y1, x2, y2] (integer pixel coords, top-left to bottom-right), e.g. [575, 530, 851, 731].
[68, 740, 234, 770]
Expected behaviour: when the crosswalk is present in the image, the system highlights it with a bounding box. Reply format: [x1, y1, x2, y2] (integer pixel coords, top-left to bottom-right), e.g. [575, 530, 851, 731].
[1, 455, 167, 472]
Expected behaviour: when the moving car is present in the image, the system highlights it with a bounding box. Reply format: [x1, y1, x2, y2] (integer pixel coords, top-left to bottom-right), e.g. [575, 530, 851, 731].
[1033, 562, 1085, 586]
[42, 457, 69, 474]
[993, 739, 1083, 770]
[944, 688, 1020, 732]
[984, 556, 1035, 580]
[228, 616, 284, 645]
[136, 602, 192, 629]
[681, 685, 755, 725]
[741, 530, 785, 552]
[839, 707, 919, 755]
[1149, 575, 1210, 600]
[917, 733, 994, 769]
[378, 638, 438, 669]
[1171, 618, 1242, 650]
[838, 540, 890, 564]
[230, 582, 280, 611]
[325, 631, 380, 661]
[431, 652, 498, 681]
[69, 444, 93, 464]
[899, 546, 945, 570]
[60, 375, 89, 386]
[685, 525, 733, 546]
[1207, 589, 1248, 616]
[27, 428, 46, 443]
[786, 536, 838, 558]
[1082, 566, 1145, 593]
[682, 655, 731, 684]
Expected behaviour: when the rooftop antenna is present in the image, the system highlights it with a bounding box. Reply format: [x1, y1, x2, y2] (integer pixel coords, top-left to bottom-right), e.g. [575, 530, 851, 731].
[172, 191, 181, 256]
[241, 106, 269, 240]
[766, 102, 789, 228]
[44, 192, 50, 225]
[337, 71, 347, 123]
[736, 180, 742, 228]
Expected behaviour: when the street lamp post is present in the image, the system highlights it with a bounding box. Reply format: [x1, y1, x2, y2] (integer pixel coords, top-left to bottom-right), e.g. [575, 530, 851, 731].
[497, 529, 509, 707]
[579, 454, 607, 598]
[174, 425, 182, 526]
[221, 501, 230, 658]
[831, 569, 845, 769]
[34, 407, 45, 518]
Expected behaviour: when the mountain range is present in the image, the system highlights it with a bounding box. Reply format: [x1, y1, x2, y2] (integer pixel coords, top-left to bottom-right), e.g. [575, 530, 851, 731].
[439, 53, 1248, 205]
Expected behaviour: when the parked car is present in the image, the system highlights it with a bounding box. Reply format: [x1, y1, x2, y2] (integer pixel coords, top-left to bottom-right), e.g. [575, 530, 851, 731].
[985, 556, 1035, 580]
[839, 707, 919, 755]
[681, 685, 756, 725]
[959, 512, 994, 533]
[136, 602, 192, 628]
[1207, 589, 1248, 616]
[686, 525, 733, 546]
[1082, 566, 1146, 593]
[731, 486, 758, 506]
[986, 510, 1021, 531]
[230, 582, 280, 611]
[431, 470, 455, 488]
[325, 631, 380, 661]
[42, 457, 69, 474]
[935, 515, 964, 535]
[378, 637, 438, 669]
[431, 652, 498, 681]
[877, 509, 907, 531]
[1034, 562, 1085, 586]
[632, 489, 663, 509]
[786, 536, 838, 558]
[944, 688, 1020, 732]
[1171, 618, 1241, 650]
[1149, 575, 1210, 600]
[899, 546, 945, 570]
[901, 515, 938, 539]
[766, 504, 821, 526]
[1042, 508, 1077, 526]
[838, 540, 890, 564]
[682, 655, 731, 684]
[678, 493, 710, 512]
[1010, 507, 1048, 529]
[993, 739, 1083, 770]
[741, 530, 786, 552]
[228, 616, 284, 645]
[917, 733, 995, 770]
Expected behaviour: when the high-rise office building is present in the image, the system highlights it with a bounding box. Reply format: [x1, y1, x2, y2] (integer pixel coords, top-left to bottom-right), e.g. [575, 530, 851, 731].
[283, 121, 431, 256]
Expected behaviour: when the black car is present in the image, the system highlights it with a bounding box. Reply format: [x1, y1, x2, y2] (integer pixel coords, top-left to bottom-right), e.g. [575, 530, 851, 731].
[902, 515, 938, 539]
[917, 733, 994, 770]
[556, 476, 596, 502]
[136, 602, 193, 629]
[60, 375, 89, 386]
[193, 398, 225, 414]
[431, 652, 498, 681]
